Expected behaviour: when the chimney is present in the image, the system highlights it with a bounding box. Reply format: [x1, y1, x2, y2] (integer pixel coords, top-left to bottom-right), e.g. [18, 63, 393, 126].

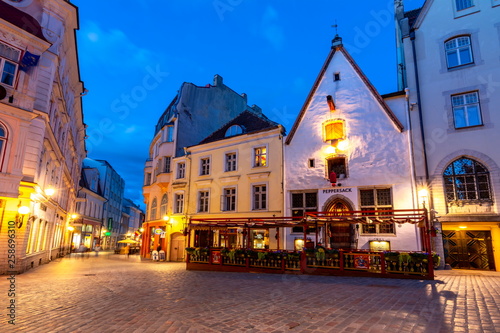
[213, 74, 223, 86]
[241, 93, 247, 103]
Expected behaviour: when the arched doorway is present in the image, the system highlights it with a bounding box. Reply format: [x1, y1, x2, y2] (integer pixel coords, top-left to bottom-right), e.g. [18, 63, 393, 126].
[324, 197, 355, 249]
[169, 232, 186, 261]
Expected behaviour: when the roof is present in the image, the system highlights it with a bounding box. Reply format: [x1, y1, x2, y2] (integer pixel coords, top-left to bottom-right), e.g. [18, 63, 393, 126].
[198, 110, 282, 145]
[404, 8, 422, 28]
[0, 1, 48, 41]
[285, 44, 404, 145]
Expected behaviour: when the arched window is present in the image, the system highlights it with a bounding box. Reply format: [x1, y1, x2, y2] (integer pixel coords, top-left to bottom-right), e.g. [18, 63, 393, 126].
[225, 125, 243, 137]
[150, 197, 157, 221]
[445, 36, 473, 69]
[444, 157, 491, 202]
[160, 194, 168, 218]
[0, 123, 6, 170]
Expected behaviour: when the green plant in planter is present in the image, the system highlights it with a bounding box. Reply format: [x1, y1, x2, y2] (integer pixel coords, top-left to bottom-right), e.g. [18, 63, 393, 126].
[234, 249, 245, 257]
[399, 252, 411, 265]
[185, 247, 196, 254]
[410, 252, 428, 263]
[228, 249, 236, 261]
[315, 247, 326, 261]
[326, 248, 339, 258]
[257, 252, 268, 260]
[285, 252, 300, 260]
[245, 249, 257, 258]
[221, 248, 230, 256]
[383, 251, 400, 261]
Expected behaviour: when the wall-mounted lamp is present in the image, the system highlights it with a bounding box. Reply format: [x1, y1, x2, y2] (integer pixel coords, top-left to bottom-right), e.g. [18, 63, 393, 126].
[16, 206, 31, 228]
[45, 188, 56, 196]
[418, 189, 429, 208]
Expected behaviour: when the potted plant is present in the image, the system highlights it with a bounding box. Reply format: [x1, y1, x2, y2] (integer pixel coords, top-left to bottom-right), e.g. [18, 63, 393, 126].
[185, 247, 196, 254]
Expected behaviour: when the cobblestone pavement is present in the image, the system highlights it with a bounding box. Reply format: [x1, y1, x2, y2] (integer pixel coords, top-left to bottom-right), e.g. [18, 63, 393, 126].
[1, 253, 500, 333]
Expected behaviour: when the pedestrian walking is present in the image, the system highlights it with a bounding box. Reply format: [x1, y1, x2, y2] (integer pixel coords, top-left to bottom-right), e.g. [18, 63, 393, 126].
[76, 243, 88, 259]
[94, 244, 102, 256]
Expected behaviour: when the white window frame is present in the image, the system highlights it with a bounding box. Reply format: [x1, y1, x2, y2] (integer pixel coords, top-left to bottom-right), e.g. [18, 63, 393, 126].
[160, 194, 168, 217]
[452, 91, 482, 129]
[200, 156, 211, 175]
[252, 183, 268, 211]
[0, 43, 21, 87]
[174, 192, 184, 214]
[253, 145, 268, 168]
[198, 190, 210, 213]
[445, 36, 473, 69]
[453, 0, 479, 17]
[225, 151, 237, 172]
[221, 187, 237, 212]
[176, 162, 186, 179]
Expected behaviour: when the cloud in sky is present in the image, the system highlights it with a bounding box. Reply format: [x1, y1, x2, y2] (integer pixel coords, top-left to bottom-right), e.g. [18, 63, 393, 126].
[260, 6, 285, 51]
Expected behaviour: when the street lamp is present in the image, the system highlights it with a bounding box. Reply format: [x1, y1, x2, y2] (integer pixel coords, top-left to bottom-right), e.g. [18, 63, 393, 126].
[16, 205, 30, 228]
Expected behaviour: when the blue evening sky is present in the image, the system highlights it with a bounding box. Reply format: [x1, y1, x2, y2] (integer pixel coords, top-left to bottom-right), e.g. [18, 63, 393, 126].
[72, 0, 424, 208]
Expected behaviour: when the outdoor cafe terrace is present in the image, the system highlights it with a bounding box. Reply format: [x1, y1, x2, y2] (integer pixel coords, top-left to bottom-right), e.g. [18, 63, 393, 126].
[185, 209, 437, 280]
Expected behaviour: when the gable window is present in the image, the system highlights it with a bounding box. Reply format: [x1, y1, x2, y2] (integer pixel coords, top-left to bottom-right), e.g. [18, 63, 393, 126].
[324, 121, 344, 142]
[360, 188, 394, 234]
[444, 157, 491, 203]
[160, 194, 168, 217]
[222, 187, 236, 211]
[456, 0, 474, 11]
[334, 72, 341, 81]
[177, 162, 185, 179]
[327, 156, 347, 177]
[291, 192, 317, 232]
[198, 191, 209, 213]
[0, 124, 7, 170]
[254, 147, 267, 167]
[445, 36, 473, 69]
[452, 92, 482, 128]
[150, 197, 157, 221]
[165, 125, 174, 142]
[225, 152, 237, 172]
[200, 157, 210, 175]
[225, 124, 243, 137]
[0, 43, 20, 87]
[252, 184, 267, 210]
[174, 193, 184, 214]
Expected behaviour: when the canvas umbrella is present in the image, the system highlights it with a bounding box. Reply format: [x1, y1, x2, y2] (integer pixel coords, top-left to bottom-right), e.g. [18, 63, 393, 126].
[117, 239, 139, 244]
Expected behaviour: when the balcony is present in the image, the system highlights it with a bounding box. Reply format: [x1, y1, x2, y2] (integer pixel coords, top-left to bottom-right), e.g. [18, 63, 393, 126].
[155, 172, 171, 190]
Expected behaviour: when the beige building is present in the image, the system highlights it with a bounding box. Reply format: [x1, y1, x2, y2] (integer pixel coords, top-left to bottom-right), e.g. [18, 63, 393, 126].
[0, 0, 86, 274]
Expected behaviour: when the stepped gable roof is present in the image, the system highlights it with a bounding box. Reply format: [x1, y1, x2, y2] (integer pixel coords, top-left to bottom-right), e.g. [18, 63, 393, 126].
[285, 43, 404, 145]
[0, 1, 48, 41]
[199, 110, 281, 145]
[405, 7, 422, 28]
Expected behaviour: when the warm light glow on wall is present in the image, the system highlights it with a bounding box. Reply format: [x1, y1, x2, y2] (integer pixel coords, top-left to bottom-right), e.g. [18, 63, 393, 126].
[18, 206, 30, 215]
[45, 188, 55, 196]
[67, 226, 75, 231]
[459, 226, 467, 229]
[325, 146, 336, 155]
[337, 140, 349, 151]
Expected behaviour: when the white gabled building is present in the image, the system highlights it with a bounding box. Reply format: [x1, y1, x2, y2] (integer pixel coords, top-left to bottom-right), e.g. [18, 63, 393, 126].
[284, 36, 421, 253]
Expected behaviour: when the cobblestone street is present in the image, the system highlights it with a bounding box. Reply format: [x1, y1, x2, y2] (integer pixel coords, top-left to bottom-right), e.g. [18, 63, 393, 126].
[1, 253, 500, 333]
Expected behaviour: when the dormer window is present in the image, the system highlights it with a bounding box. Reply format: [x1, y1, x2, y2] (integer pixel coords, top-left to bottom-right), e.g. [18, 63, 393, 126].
[225, 125, 243, 137]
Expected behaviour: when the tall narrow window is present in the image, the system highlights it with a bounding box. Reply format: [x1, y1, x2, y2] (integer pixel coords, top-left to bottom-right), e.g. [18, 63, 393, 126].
[225, 152, 237, 172]
[445, 36, 473, 69]
[150, 198, 157, 221]
[0, 43, 20, 86]
[163, 156, 171, 173]
[160, 194, 168, 217]
[166, 125, 174, 142]
[444, 157, 491, 203]
[456, 0, 474, 11]
[0, 124, 6, 170]
[200, 157, 210, 175]
[177, 162, 185, 179]
[198, 191, 209, 213]
[254, 147, 267, 167]
[360, 188, 394, 234]
[253, 185, 267, 210]
[174, 193, 184, 214]
[452, 92, 482, 128]
[222, 187, 236, 211]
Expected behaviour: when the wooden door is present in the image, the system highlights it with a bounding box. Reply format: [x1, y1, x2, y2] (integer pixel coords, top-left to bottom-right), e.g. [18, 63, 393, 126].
[170, 233, 186, 262]
[443, 230, 495, 270]
[328, 200, 354, 249]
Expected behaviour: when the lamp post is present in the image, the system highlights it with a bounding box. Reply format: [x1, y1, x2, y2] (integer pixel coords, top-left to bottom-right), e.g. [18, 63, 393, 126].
[418, 189, 432, 253]
[16, 205, 30, 229]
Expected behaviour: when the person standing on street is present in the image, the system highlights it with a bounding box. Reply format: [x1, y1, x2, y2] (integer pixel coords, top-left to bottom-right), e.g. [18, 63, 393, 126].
[94, 244, 102, 256]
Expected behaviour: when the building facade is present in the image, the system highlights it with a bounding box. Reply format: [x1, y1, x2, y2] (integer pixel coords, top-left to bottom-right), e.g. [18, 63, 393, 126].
[83, 158, 125, 250]
[284, 37, 422, 253]
[0, 0, 86, 274]
[141, 75, 279, 260]
[397, 0, 500, 270]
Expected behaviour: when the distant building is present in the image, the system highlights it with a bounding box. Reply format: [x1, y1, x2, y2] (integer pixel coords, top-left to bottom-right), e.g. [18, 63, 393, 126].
[396, 0, 500, 270]
[122, 197, 144, 236]
[83, 158, 125, 250]
[0, 1, 86, 274]
[74, 167, 106, 250]
[142, 75, 274, 260]
[284, 36, 420, 252]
